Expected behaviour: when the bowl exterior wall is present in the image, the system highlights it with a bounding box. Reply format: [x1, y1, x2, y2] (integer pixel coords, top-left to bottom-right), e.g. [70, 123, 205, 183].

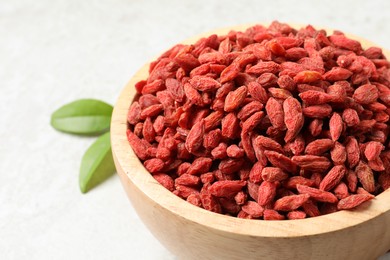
[115, 155, 390, 260]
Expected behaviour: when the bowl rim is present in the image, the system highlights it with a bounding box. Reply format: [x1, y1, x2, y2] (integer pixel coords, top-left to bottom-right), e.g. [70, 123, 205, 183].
[111, 23, 390, 238]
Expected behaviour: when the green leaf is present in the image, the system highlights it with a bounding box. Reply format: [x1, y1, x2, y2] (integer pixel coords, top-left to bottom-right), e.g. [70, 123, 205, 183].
[51, 99, 113, 135]
[79, 132, 116, 193]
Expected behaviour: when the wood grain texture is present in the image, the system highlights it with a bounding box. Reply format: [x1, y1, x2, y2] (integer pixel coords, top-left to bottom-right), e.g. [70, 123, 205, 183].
[111, 24, 390, 260]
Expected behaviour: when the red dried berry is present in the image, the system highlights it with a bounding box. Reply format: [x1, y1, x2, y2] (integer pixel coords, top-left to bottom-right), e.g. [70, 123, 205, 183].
[209, 180, 247, 198]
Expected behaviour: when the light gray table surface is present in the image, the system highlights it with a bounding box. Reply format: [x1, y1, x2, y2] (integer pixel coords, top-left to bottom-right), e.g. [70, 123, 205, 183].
[1, 0, 390, 259]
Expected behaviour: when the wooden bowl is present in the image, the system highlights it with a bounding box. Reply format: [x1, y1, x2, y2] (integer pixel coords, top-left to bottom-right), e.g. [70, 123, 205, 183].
[111, 24, 390, 260]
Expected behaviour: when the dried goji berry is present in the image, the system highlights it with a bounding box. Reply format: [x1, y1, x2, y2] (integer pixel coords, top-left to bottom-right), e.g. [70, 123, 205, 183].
[319, 165, 346, 191]
[274, 194, 310, 211]
[337, 194, 374, 210]
[304, 139, 334, 155]
[283, 97, 304, 142]
[296, 184, 338, 203]
[209, 180, 246, 198]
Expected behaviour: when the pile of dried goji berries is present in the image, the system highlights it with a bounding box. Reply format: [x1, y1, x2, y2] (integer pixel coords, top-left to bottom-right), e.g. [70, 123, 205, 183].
[127, 21, 390, 220]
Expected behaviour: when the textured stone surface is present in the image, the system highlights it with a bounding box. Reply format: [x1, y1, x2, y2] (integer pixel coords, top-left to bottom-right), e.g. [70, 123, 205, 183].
[1, 0, 390, 259]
